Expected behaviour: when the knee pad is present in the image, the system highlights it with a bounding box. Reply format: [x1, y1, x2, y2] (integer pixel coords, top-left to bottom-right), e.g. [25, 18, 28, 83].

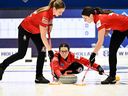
[76, 66, 84, 73]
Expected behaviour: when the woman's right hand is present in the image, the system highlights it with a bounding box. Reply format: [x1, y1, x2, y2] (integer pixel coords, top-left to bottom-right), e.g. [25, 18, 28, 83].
[48, 50, 54, 61]
[89, 52, 96, 66]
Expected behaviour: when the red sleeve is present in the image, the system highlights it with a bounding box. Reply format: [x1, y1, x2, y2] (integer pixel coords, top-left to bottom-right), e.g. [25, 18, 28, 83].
[75, 56, 100, 71]
[39, 12, 50, 27]
[39, 17, 49, 27]
[98, 25, 105, 31]
[96, 20, 106, 31]
[50, 57, 62, 78]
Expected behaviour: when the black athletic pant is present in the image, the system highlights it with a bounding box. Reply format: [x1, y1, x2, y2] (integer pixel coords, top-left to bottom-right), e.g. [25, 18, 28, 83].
[109, 30, 128, 77]
[1, 25, 46, 77]
[55, 62, 84, 79]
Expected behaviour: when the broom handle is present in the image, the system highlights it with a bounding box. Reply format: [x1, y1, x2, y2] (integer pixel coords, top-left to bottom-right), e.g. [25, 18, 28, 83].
[82, 67, 90, 82]
[48, 26, 52, 48]
[48, 26, 55, 81]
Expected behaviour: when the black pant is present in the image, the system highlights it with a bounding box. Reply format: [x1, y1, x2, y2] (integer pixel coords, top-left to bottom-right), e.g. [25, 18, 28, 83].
[109, 30, 128, 77]
[1, 26, 46, 77]
[55, 62, 84, 79]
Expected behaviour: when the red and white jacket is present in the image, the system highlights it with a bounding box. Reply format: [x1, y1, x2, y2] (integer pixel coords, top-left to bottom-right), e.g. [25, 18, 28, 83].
[94, 13, 128, 32]
[50, 52, 100, 77]
[20, 8, 54, 34]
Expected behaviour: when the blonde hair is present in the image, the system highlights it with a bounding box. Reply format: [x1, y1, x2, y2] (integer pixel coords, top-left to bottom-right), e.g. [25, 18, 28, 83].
[36, 0, 65, 13]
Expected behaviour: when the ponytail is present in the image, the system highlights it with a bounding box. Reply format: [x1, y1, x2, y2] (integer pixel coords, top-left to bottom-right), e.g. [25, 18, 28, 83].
[102, 9, 113, 14]
[48, 0, 56, 8]
[93, 7, 103, 14]
[36, 6, 50, 13]
[82, 6, 113, 16]
[36, 0, 65, 13]
[94, 7, 113, 14]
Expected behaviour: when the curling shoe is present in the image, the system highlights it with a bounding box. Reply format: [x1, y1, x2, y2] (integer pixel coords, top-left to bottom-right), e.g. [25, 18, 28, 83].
[101, 76, 116, 84]
[0, 65, 5, 80]
[35, 75, 50, 84]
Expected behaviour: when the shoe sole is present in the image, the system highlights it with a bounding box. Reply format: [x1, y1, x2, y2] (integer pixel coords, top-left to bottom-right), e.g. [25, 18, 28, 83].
[101, 82, 116, 84]
[35, 80, 49, 84]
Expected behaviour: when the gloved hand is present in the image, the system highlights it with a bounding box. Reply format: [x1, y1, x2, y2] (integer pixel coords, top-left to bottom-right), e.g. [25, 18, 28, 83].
[97, 65, 104, 75]
[48, 50, 54, 62]
[89, 52, 96, 66]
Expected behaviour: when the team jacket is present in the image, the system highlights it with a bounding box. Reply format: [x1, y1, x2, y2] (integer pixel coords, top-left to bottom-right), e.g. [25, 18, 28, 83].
[50, 52, 100, 77]
[94, 13, 128, 32]
[20, 8, 54, 34]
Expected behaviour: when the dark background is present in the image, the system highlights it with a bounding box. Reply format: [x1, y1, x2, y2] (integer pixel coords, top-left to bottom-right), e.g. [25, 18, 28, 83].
[0, 0, 128, 9]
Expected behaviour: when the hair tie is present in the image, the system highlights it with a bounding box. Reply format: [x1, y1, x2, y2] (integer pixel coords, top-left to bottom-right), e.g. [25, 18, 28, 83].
[94, 10, 97, 14]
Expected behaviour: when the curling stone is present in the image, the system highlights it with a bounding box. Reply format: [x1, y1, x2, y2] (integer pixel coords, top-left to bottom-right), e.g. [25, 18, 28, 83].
[59, 75, 77, 84]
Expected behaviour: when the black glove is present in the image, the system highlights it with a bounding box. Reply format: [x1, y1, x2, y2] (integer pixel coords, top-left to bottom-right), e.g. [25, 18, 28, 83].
[48, 50, 54, 62]
[89, 52, 96, 66]
[97, 65, 104, 75]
